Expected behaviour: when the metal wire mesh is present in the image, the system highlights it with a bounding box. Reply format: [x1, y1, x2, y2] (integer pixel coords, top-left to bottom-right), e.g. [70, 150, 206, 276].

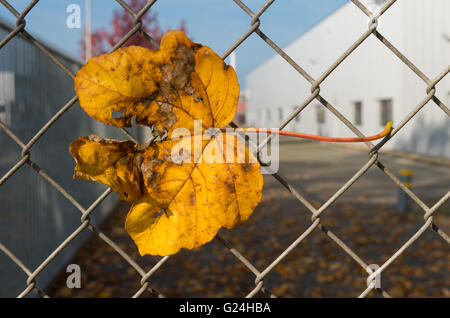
[0, 0, 448, 298]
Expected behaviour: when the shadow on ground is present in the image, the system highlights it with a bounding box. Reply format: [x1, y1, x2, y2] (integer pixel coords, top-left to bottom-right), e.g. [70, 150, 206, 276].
[46, 187, 450, 297]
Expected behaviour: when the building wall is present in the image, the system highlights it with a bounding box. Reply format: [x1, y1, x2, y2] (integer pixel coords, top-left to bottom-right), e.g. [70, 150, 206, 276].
[246, 0, 450, 158]
[0, 22, 144, 296]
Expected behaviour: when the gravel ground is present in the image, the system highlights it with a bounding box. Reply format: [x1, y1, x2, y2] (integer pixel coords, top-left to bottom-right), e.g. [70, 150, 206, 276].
[46, 141, 450, 297]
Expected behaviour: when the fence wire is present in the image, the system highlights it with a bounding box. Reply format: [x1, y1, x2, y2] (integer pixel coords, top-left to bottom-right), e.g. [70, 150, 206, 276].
[0, 0, 449, 298]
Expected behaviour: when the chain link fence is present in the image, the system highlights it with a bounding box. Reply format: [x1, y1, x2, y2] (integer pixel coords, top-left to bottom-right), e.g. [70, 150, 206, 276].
[0, 0, 448, 298]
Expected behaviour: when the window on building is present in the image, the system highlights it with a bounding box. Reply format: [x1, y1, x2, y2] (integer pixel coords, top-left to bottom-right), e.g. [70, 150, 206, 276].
[266, 108, 271, 122]
[293, 106, 300, 122]
[354, 101, 362, 126]
[380, 99, 392, 126]
[278, 107, 283, 121]
[0, 104, 7, 125]
[375, 0, 388, 5]
[316, 104, 325, 123]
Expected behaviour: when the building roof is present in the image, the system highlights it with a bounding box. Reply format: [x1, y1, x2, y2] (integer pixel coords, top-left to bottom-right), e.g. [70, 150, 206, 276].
[247, 1, 349, 79]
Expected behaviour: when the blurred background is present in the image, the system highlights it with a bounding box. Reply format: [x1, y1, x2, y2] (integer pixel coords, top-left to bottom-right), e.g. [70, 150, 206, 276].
[0, 0, 448, 297]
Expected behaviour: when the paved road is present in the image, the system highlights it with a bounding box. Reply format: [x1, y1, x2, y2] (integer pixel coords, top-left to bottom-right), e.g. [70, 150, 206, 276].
[268, 139, 450, 209]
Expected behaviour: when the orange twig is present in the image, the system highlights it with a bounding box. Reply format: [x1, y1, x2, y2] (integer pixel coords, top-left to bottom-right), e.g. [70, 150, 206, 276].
[234, 122, 393, 143]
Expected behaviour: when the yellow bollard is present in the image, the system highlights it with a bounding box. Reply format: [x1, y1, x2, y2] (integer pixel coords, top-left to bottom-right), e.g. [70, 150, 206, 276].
[397, 169, 412, 212]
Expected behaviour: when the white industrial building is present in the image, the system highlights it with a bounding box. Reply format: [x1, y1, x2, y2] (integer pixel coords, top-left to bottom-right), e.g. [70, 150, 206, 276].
[246, 0, 450, 158]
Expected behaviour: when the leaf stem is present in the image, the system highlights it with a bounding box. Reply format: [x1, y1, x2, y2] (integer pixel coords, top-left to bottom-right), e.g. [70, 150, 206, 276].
[233, 122, 393, 143]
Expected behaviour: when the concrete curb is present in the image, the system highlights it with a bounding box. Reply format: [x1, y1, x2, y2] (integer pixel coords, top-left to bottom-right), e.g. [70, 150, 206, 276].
[336, 143, 450, 168]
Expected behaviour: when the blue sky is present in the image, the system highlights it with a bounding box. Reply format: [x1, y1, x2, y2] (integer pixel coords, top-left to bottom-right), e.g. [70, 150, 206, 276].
[0, 0, 347, 87]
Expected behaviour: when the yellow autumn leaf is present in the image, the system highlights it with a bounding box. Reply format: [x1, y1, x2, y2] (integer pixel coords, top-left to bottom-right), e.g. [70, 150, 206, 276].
[125, 133, 263, 256]
[71, 31, 263, 257]
[74, 31, 239, 135]
[69, 132, 264, 256]
[69, 135, 142, 202]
